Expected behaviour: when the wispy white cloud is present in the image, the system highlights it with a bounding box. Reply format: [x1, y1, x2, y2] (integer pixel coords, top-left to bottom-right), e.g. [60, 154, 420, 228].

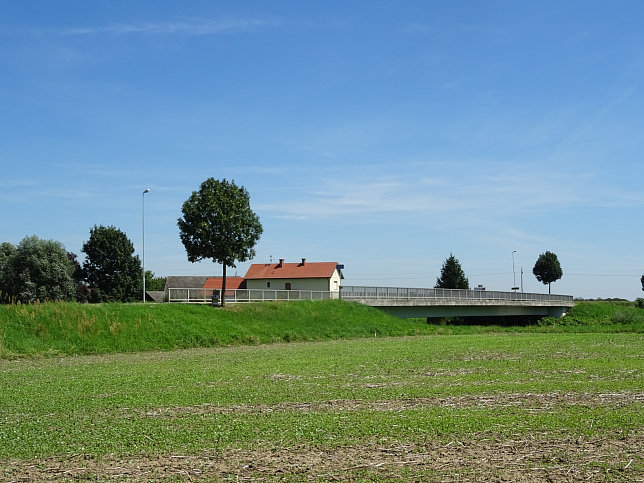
[57, 18, 278, 37]
[257, 161, 640, 222]
[0, 179, 39, 188]
[399, 22, 439, 35]
[556, 86, 637, 152]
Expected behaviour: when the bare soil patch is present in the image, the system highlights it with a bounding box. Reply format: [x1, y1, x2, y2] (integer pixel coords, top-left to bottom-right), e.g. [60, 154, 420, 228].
[2, 432, 641, 482]
[4, 392, 642, 481]
[126, 391, 643, 418]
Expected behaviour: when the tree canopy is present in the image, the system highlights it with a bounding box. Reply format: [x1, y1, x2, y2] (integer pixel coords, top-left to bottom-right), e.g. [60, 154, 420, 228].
[0, 242, 16, 299]
[532, 251, 563, 294]
[435, 253, 469, 290]
[177, 178, 262, 306]
[0, 236, 77, 303]
[145, 270, 166, 291]
[82, 225, 142, 303]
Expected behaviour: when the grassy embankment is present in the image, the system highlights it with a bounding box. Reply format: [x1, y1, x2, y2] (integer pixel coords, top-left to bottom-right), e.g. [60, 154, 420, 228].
[0, 299, 643, 359]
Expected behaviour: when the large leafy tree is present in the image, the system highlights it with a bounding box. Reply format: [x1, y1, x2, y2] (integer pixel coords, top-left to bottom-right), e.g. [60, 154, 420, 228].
[67, 251, 89, 303]
[0, 242, 16, 300]
[1, 236, 77, 303]
[435, 253, 470, 289]
[532, 251, 563, 294]
[178, 178, 262, 307]
[82, 225, 142, 303]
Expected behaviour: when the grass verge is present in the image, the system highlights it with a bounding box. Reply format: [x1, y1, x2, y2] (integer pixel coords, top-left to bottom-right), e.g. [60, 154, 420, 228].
[0, 300, 420, 358]
[1, 300, 643, 359]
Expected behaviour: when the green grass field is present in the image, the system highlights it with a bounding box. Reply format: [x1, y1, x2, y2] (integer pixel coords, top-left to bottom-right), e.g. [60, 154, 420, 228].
[0, 300, 642, 480]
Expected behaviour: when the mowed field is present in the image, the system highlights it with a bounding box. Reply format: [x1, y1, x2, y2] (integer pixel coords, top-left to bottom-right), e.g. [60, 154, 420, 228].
[1, 331, 642, 481]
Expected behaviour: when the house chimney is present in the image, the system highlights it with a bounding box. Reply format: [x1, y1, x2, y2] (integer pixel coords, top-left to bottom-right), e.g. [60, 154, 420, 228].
[278, 258, 284, 267]
[301, 258, 306, 266]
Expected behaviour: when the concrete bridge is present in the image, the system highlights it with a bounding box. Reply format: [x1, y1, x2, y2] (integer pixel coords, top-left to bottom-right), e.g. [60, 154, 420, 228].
[340, 286, 574, 320]
[166, 285, 574, 321]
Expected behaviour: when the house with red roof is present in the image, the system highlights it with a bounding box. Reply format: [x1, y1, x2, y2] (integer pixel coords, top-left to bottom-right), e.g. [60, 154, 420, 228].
[243, 258, 343, 296]
[161, 259, 343, 302]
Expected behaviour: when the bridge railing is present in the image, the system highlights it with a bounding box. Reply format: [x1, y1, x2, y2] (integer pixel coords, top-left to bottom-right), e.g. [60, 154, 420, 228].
[166, 286, 573, 304]
[167, 288, 336, 304]
[340, 286, 573, 303]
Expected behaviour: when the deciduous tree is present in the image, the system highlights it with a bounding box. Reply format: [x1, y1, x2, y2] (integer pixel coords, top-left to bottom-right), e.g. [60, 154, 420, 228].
[435, 253, 469, 289]
[178, 178, 262, 307]
[1, 236, 77, 303]
[145, 270, 166, 291]
[67, 251, 89, 302]
[532, 251, 563, 294]
[82, 225, 142, 303]
[0, 242, 16, 300]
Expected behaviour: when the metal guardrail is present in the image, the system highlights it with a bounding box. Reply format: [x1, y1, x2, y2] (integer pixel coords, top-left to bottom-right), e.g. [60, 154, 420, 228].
[167, 286, 572, 305]
[340, 286, 573, 303]
[167, 288, 337, 304]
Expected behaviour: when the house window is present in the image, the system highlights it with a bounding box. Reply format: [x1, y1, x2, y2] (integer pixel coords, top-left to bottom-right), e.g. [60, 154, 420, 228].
[285, 282, 292, 290]
[333, 280, 338, 291]
[266, 281, 271, 288]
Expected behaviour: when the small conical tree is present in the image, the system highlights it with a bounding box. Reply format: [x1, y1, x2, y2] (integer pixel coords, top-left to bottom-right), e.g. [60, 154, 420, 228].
[435, 253, 469, 289]
[532, 251, 563, 294]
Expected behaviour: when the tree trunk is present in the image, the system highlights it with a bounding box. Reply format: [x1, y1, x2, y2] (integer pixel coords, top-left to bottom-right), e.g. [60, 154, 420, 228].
[221, 263, 227, 307]
[548, 282, 551, 294]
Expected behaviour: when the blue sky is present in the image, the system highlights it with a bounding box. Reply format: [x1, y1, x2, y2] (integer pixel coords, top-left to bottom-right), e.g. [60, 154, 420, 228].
[1, 1, 643, 300]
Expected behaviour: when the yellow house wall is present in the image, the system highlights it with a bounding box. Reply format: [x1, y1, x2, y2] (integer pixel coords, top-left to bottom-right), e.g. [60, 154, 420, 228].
[246, 269, 343, 293]
[246, 278, 328, 291]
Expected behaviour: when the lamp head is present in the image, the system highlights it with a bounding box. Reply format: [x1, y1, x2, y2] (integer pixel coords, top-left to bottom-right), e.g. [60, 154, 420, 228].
[143, 188, 150, 194]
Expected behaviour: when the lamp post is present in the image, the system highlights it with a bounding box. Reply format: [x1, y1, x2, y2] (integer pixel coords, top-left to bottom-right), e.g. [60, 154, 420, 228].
[142, 188, 150, 303]
[512, 250, 518, 291]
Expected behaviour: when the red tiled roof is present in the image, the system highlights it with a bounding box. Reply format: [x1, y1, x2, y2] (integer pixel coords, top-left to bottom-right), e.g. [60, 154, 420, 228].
[244, 261, 341, 280]
[203, 277, 246, 290]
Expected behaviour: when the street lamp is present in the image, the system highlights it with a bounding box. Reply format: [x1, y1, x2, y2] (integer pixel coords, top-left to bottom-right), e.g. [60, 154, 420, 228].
[142, 188, 150, 303]
[512, 250, 518, 291]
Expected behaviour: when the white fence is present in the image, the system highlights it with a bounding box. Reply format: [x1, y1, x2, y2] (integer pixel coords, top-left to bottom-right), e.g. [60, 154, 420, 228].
[340, 286, 573, 303]
[167, 288, 336, 304]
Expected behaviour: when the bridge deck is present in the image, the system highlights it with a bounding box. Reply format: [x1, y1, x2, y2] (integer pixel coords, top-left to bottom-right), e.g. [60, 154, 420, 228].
[165, 285, 573, 319]
[341, 286, 574, 319]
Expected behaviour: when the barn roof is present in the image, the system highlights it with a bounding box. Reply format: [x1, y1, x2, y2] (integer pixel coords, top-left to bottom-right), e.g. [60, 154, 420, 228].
[145, 291, 166, 303]
[244, 259, 342, 280]
[203, 277, 246, 290]
[164, 276, 211, 290]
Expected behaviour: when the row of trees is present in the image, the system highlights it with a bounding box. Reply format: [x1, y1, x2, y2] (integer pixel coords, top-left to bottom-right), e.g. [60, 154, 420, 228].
[10, 175, 638, 303]
[435, 251, 563, 293]
[0, 226, 164, 304]
[1, 178, 261, 306]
